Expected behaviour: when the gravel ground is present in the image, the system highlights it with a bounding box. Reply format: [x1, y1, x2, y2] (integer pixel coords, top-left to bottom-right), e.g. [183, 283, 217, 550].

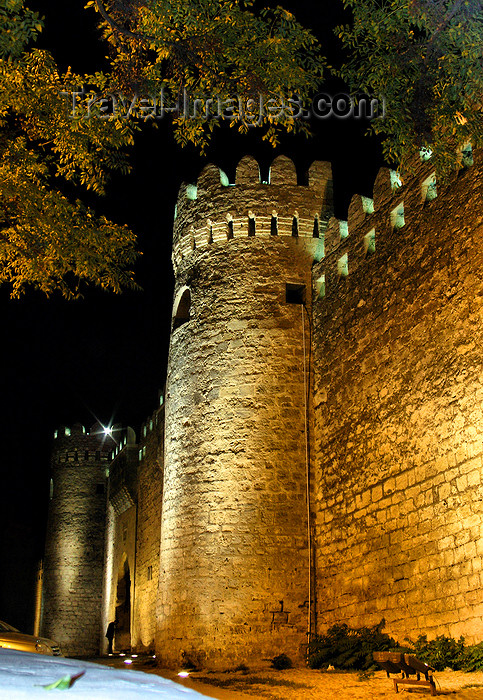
[181, 667, 483, 699]
[93, 655, 483, 699]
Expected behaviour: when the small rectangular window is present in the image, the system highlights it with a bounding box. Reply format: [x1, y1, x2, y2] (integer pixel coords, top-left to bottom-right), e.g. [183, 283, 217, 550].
[285, 283, 305, 304]
[461, 143, 473, 168]
[364, 228, 376, 255]
[391, 203, 405, 229]
[338, 253, 349, 278]
[390, 170, 402, 189]
[271, 216, 278, 236]
[316, 275, 325, 298]
[420, 146, 432, 162]
[312, 216, 319, 238]
[96, 483, 105, 495]
[147, 565, 153, 581]
[422, 173, 437, 202]
[248, 215, 256, 236]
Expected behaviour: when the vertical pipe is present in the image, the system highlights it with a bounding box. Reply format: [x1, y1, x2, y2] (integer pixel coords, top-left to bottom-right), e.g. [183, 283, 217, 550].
[302, 304, 312, 643]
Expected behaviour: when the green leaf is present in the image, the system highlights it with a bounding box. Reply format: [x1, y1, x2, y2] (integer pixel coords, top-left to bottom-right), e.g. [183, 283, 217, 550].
[41, 671, 86, 690]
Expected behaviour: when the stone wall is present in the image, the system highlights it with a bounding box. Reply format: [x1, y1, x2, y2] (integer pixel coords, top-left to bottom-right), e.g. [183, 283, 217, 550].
[42, 423, 112, 656]
[312, 149, 483, 643]
[132, 401, 164, 652]
[157, 155, 333, 668]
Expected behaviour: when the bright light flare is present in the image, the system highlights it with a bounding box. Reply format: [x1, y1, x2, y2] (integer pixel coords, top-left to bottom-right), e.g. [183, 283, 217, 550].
[177, 671, 190, 678]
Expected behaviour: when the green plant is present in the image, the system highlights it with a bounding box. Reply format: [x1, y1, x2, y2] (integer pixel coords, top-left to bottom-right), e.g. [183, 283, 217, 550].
[271, 653, 293, 670]
[461, 643, 483, 672]
[307, 621, 398, 672]
[406, 635, 466, 671]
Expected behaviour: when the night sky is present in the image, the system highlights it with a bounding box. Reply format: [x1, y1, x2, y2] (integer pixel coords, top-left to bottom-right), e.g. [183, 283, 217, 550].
[0, 0, 384, 631]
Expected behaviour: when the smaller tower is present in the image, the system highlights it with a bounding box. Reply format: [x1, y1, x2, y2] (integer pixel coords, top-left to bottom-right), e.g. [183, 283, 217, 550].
[42, 423, 114, 656]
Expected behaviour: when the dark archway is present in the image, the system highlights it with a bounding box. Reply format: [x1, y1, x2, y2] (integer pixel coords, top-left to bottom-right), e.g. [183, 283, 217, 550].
[172, 287, 191, 330]
[115, 557, 131, 652]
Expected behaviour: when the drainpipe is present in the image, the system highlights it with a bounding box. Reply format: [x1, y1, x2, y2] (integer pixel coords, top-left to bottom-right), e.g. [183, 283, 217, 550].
[302, 304, 312, 644]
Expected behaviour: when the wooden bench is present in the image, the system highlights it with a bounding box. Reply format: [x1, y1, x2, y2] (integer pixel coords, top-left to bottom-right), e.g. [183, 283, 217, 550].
[373, 651, 437, 695]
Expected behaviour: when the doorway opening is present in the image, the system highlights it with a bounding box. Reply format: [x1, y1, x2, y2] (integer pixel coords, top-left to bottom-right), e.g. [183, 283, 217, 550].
[115, 556, 131, 652]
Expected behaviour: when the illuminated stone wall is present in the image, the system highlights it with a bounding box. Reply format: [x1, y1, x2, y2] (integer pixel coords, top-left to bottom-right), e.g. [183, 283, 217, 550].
[312, 150, 483, 643]
[157, 156, 333, 668]
[42, 423, 111, 656]
[45, 148, 483, 665]
[132, 402, 164, 652]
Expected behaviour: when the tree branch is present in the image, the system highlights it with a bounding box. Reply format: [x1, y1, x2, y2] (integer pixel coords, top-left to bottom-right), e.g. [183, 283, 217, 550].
[94, 0, 157, 44]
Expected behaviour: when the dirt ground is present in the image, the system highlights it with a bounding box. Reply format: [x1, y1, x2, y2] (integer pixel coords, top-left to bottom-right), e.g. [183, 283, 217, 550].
[163, 667, 483, 700]
[95, 656, 483, 699]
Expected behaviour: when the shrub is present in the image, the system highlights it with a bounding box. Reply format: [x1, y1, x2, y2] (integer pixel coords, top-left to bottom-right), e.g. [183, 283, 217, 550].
[406, 634, 466, 671]
[271, 654, 293, 670]
[307, 621, 398, 671]
[460, 643, 483, 672]
[308, 625, 483, 673]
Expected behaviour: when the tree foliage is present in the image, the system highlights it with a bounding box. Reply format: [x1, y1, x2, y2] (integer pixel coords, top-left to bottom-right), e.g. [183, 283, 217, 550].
[0, 0, 42, 58]
[0, 0, 139, 298]
[86, 0, 324, 148]
[337, 0, 483, 176]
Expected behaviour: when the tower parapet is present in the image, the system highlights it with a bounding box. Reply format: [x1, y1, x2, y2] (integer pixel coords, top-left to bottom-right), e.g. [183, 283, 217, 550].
[313, 153, 448, 297]
[172, 155, 332, 268]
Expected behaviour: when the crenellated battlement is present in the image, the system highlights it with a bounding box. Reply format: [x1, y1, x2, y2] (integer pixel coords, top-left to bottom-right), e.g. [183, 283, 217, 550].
[51, 422, 115, 464]
[314, 145, 479, 298]
[172, 154, 333, 268]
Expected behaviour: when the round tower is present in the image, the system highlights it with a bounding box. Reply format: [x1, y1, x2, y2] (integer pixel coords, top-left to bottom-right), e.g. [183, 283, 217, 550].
[157, 155, 333, 668]
[42, 422, 114, 656]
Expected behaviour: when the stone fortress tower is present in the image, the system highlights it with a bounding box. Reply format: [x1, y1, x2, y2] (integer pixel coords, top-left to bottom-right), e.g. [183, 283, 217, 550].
[157, 155, 332, 668]
[41, 146, 483, 668]
[42, 423, 114, 656]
